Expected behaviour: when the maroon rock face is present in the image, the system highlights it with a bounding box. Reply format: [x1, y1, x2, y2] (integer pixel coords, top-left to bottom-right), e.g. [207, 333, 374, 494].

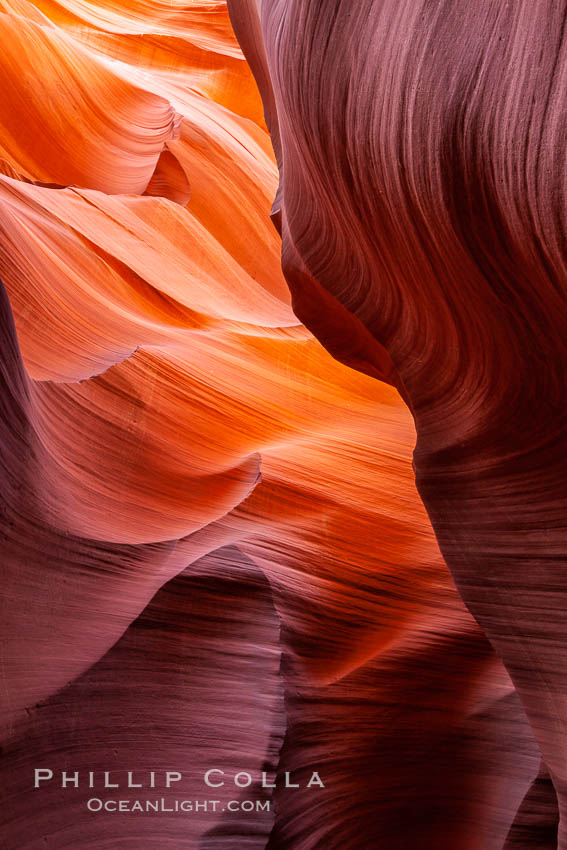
[229, 1, 567, 846]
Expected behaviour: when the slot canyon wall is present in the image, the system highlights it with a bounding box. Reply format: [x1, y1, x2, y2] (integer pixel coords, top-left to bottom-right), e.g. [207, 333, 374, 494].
[1, 1, 564, 847]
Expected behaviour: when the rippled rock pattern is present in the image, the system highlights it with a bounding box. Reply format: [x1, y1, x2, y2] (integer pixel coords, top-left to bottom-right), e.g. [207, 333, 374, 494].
[0, 1, 560, 848]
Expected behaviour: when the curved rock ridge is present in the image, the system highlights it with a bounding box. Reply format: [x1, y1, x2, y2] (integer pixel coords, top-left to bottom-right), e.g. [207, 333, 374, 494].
[228, 1, 567, 847]
[0, 2, 552, 848]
